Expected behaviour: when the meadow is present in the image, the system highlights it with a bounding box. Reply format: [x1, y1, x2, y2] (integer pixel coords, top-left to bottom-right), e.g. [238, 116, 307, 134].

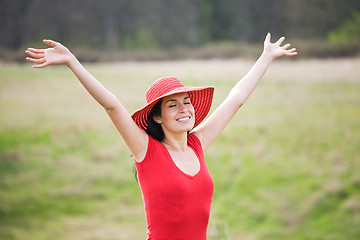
[1, 58, 359, 240]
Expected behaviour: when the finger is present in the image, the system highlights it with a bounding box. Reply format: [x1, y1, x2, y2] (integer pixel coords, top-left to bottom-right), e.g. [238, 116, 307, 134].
[275, 36, 285, 45]
[27, 48, 45, 54]
[265, 32, 271, 42]
[286, 48, 297, 56]
[25, 50, 45, 59]
[286, 52, 298, 56]
[33, 62, 49, 68]
[281, 43, 291, 49]
[43, 39, 58, 47]
[26, 57, 46, 64]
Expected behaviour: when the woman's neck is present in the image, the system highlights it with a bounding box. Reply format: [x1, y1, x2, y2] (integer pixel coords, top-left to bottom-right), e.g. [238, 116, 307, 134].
[162, 132, 188, 151]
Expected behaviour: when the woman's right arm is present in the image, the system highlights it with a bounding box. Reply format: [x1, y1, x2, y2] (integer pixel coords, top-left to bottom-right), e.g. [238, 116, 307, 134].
[26, 40, 148, 161]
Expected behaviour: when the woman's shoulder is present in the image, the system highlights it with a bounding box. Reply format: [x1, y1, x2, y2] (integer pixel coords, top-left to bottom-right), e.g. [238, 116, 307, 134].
[188, 133, 203, 151]
[135, 134, 163, 163]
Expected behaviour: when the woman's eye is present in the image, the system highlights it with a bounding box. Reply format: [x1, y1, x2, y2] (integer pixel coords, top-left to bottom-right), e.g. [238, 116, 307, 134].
[169, 104, 176, 108]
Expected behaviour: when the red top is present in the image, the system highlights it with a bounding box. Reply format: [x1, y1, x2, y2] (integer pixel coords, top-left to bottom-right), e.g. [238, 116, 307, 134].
[135, 134, 214, 240]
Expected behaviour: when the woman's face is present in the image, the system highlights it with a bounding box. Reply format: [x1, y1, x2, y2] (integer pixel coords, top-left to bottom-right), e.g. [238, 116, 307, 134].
[155, 92, 195, 135]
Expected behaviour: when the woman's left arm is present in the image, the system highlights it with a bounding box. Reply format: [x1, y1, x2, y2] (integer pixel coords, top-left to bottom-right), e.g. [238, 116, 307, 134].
[193, 33, 297, 150]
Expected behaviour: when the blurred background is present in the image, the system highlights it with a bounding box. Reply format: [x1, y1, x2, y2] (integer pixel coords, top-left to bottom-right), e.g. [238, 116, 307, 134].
[1, 0, 360, 61]
[1, 1, 360, 240]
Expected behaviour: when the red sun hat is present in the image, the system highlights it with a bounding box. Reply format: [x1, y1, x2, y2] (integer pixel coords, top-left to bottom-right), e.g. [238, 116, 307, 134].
[131, 76, 214, 131]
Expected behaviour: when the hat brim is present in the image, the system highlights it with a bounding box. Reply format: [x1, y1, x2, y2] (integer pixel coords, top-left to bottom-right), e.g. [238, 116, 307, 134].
[131, 86, 214, 132]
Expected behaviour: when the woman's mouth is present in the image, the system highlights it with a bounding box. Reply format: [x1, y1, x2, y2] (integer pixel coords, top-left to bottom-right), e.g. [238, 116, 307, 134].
[176, 116, 191, 122]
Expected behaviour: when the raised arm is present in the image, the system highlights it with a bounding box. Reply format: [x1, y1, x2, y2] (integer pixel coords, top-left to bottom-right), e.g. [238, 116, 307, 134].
[193, 33, 297, 150]
[26, 40, 148, 161]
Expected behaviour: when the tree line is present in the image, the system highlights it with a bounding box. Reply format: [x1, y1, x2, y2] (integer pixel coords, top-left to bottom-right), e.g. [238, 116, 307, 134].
[1, 0, 360, 55]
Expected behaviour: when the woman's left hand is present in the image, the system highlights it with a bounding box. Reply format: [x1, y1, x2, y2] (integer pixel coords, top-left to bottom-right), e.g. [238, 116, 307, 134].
[263, 33, 297, 59]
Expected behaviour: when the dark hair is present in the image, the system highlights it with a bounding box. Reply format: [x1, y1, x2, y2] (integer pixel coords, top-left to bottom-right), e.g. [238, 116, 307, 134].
[134, 99, 164, 181]
[145, 99, 164, 141]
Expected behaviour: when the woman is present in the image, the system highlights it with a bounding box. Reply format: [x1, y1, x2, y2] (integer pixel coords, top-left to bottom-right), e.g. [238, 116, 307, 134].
[26, 33, 297, 239]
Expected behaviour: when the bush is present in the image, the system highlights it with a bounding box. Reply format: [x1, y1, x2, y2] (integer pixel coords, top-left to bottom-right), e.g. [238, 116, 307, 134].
[328, 11, 360, 43]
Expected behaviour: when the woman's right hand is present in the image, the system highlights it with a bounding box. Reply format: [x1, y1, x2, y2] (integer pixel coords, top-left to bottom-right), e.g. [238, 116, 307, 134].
[25, 40, 74, 68]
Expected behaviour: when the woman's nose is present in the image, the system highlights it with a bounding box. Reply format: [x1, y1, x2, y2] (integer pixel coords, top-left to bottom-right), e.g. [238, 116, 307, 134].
[178, 103, 187, 112]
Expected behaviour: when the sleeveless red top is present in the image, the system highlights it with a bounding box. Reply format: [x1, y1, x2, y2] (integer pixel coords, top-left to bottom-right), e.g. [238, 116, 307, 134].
[135, 134, 214, 240]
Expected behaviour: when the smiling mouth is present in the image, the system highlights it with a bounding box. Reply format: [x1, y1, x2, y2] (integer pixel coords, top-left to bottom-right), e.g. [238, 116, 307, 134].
[176, 116, 191, 122]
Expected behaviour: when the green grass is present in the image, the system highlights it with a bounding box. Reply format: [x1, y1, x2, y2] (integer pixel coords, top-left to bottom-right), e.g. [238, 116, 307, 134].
[1, 60, 359, 239]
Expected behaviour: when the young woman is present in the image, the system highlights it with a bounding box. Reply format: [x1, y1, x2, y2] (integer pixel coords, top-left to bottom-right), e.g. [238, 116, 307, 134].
[26, 33, 297, 239]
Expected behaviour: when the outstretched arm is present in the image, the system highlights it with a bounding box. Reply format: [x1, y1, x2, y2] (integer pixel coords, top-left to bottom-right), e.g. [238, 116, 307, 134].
[193, 33, 297, 150]
[26, 40, 148, 161]
[26, 40, 121, 110]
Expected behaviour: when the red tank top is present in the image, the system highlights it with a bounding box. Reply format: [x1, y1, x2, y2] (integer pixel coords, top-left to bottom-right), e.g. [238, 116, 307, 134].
[135, 134, 214, 240]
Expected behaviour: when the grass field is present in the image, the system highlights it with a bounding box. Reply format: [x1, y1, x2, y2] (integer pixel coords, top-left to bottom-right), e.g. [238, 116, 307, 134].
[1, 58, 360, 240]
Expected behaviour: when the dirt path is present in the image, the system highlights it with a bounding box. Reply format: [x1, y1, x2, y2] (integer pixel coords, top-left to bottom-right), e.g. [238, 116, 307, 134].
[91, 58, 360, 82]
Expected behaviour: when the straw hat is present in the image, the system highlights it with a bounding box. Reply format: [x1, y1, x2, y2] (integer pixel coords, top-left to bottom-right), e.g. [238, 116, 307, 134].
[131, 76, 214, 131]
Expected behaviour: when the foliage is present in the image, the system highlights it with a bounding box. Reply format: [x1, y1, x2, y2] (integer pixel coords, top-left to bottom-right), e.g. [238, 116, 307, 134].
[1, 0, 360, 51]
[328, 11, 360, 43]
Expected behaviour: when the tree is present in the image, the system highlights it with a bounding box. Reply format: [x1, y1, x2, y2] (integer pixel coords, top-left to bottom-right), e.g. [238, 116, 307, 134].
[328, 11, 360, 43]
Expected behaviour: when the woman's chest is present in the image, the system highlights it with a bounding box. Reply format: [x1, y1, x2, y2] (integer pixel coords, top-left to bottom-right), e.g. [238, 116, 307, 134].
[167, 147, 200, 177]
